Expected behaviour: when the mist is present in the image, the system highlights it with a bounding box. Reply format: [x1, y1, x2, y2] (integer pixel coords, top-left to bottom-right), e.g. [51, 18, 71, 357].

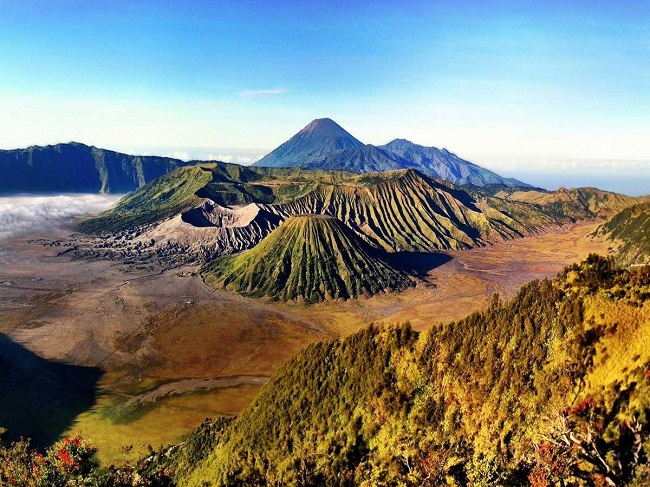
[0, 194, 121, 240]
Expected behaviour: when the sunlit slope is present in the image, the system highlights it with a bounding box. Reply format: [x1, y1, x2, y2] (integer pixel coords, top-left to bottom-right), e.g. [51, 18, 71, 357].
[204, 215, 414, 302]
[78, 165, 213, 233]
[595, 201, 650, 266]
[80, 164, 635, 258]
[170, 256, 650, 486]
[264, 169, 557, 251]
[495, 186, 638, 218]
[78, 163, 355, 234]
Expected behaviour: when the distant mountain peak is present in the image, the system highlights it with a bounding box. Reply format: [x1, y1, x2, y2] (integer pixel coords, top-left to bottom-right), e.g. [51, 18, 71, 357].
[299, 118, 352, 138]
[296, 118, 359, 141]
[383, 138, 419, 150]
[253, 118, 364, 168]
[253, 118, 530, 188]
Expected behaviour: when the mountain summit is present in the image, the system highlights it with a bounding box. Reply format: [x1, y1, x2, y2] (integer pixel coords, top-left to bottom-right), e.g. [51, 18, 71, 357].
[298, 118, 357, 139]
[254, 118, 530, 188]
[253, 118, 363, 168]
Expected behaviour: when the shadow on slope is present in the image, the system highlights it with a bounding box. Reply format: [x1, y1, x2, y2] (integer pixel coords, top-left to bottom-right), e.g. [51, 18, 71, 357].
[0, 334, 102, 448]
[386, 251, 453, 278]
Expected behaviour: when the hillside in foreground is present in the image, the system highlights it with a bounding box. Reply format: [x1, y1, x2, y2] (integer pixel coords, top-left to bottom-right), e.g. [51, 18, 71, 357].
[167, 255, 650, 486]
[204, 215, 414, 302]
[3, 255, 649, 486]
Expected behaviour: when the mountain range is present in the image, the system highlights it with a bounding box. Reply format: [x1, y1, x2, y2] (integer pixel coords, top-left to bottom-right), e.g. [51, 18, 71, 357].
[0, 142, 190, 194]
[254, 118, 530, 188]
[3, 126, 650, 485]
[79, 164, 562, 256]
[77, 161, 643, 304]
[0, 120, 526, 194]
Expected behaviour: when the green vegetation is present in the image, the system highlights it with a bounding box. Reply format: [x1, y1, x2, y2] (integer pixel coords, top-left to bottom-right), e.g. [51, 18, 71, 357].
[265, 169, 557, 252]
[3, 256, 650, 485]
[544, 187, 635, 219]
[0, 433, 173, 486]
[204, 215, 414, 302]
[80, 163, 636, 261]
[595, 202, 650, 266]
[78, 164, 356, 234]
[79, 165, 213, 233]
[173, 255, 650, 485]
[495, 186, 639, 220]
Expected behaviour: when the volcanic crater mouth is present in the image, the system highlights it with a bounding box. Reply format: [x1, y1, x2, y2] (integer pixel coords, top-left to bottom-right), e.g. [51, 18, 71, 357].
[181, 201, 261, 228]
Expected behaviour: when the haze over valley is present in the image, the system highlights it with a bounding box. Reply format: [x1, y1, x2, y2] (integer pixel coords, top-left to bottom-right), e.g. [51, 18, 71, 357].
[0, 194, 119, 240]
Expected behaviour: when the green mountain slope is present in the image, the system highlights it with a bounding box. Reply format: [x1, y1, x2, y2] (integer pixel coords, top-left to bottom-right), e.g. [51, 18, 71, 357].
[263, 169, 556, 252]
[166, 255, 650, 486]
[79, 163, 362, 233]
[595, 201, 650, 266]
[0, 142, 190, 194]
[78, 165, 214, 233]
[82, 166, 563, 256]
[204, 215, 414, 302]
[495, 186, 638, 218]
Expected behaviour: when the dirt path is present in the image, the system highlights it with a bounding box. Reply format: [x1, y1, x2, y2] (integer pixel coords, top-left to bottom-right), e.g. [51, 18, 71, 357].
[124, 376, 270, 407]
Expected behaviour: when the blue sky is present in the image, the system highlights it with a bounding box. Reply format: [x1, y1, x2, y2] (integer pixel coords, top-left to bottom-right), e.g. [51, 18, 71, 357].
[0, 1, 648, 193]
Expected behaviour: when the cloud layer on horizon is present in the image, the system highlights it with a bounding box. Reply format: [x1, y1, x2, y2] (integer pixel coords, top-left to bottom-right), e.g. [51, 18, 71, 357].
[0, 194, 121, 240]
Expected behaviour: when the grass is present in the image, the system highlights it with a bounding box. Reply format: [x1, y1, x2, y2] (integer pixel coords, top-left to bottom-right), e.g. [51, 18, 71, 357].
[79, 165, 212, 233]
[79, 164, 582, 251]
[79, 164, 359, 234]
[66, 386, 260, 465]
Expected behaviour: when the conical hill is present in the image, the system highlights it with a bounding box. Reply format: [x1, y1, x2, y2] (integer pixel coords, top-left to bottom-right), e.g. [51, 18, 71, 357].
[203, 215, 414, 302]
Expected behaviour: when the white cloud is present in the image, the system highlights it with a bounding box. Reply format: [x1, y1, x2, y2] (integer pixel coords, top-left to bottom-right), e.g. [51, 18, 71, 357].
[206, 153, 234, 162]
[236, 154, 264, 164]
[163, 151, 191, 161]
[238, 88, 286, 98]
[0, 194, 121, 240]
[202, 153, 263, 164]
